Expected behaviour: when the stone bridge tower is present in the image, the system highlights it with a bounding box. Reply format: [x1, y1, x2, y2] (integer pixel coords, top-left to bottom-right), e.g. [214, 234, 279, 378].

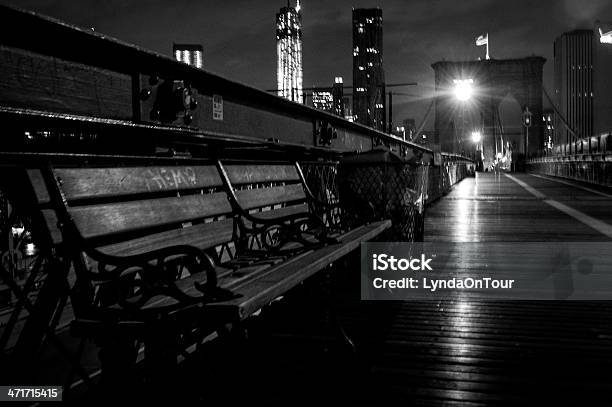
[432, 57, 546, 168]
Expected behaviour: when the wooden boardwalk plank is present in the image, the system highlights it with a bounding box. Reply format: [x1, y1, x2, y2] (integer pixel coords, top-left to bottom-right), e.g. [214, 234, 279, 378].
[145, 173, 612, 406]
[359, 172, 612, 404]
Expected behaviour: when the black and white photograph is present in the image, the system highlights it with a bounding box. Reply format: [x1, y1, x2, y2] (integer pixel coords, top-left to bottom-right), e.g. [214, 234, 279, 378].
[1, 0, 612, 405]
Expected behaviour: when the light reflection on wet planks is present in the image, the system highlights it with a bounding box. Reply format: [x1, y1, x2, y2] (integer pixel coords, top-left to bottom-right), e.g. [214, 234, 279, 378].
[180, 173, 612, 406]
[425, 172, 612, 242]
[358, 172, 612, 405]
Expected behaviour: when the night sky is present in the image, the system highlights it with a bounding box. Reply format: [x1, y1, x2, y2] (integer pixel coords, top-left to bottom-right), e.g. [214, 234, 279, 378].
[3, 0, 612, 128]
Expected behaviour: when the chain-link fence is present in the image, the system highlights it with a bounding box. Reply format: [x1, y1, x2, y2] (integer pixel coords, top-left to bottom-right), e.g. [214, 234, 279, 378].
[427, 159, 473, 203]
[337, 151, 429, 242]
[300, 161, 340, 205]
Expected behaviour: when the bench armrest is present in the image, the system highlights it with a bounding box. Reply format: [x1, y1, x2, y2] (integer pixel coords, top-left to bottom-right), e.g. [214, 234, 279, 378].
[238, 210, 338, 255]
[86, 244, 235, 313]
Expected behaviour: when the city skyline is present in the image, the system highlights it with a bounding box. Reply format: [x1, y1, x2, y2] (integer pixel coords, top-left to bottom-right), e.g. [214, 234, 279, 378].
[4, 0, 612, 130]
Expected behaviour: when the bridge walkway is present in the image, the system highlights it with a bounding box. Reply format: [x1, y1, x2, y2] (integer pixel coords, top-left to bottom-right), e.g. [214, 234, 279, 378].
[110, 172, 612, 406]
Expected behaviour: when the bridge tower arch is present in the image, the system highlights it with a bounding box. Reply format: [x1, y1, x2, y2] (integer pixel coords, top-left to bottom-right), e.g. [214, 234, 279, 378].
[432, 57, 546, 169]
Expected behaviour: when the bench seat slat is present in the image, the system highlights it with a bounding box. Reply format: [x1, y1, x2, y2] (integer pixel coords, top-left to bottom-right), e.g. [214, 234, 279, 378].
[141, 220, 391, 314]
[212, 220, 391, 319]
[142, 261, 287, 310]
[235, 184, 305, 211]
[244, 203, 310, 228]
[225, 165, 300, 184]
[250, 203, 309, 219]
[70, 192, 231, 239]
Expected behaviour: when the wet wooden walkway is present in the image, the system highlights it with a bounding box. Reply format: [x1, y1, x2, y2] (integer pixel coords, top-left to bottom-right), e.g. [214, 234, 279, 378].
[88, 172, 612, 406]
[350, 172, 612, 405]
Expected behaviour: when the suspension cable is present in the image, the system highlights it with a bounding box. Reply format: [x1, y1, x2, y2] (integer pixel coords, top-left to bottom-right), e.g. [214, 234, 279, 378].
[542, 87, 580, 143]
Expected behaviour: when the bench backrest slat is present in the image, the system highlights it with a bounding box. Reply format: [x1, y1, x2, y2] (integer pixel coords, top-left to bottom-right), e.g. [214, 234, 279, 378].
[235, 184, 306, 211]
[28, 166, 223, 204]
[70, 193, 231, 239]
[224, 164, 300, 184]
[97, 218, 235, 258]
[27, 164, 232, 244]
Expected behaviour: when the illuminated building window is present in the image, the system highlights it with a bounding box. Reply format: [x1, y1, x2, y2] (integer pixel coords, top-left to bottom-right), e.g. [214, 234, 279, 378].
[173, 44, 203, 69]
[356, 87, 365, 92]
[312, 91, 334, 112]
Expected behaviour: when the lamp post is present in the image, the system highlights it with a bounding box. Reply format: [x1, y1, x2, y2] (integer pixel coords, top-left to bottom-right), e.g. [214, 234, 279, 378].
[471, 130, 482, 170]
[522, 106, 532, 158]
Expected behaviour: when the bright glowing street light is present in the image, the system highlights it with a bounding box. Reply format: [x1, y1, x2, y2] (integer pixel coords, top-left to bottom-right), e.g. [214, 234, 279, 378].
[471, 131, 482, 143]
[453, 78, 474, 102]
[598, 22, 612, 44]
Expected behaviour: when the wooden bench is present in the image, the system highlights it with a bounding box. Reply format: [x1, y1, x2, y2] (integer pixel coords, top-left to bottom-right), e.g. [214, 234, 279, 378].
[20, 156, 391, 386]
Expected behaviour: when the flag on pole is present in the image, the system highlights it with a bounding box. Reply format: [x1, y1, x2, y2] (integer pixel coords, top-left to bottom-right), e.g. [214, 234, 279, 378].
[475, 33, 490, 60]
[599, 27, 612, 44]
[475, 33, 488, 46]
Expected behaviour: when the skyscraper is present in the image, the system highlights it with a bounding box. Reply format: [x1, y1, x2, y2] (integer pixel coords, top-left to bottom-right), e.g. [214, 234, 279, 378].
[332, 77, 344, 117]
[553, 27, 612, 153]
[312, 90, 333, 112]
[276, 1, 303, 103]
[352, 8, 385, 130]
[553, 30, 593, 147]
[173, 43, 203, 69]
[343, 96, 353, 121]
